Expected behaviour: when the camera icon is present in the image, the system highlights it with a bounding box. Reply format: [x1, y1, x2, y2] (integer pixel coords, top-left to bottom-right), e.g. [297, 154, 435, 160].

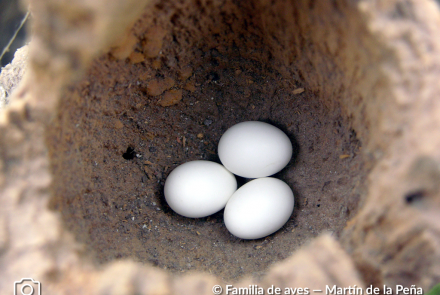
[14, 278, 41, 295]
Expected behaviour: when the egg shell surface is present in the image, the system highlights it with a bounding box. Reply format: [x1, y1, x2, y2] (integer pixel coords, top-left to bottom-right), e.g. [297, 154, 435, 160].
[218, 121, 293, 178]
[224, 177, 294, 239]
[164, 160, 237, 218]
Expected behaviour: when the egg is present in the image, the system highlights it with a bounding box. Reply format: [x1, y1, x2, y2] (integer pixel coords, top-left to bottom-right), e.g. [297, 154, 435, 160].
[164, 160, 237, 218]
[218, 121, 293, 178]
[224, 177, 294, 239]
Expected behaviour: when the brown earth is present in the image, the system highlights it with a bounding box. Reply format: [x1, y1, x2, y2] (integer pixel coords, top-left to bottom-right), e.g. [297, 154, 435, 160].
[46, 39, 366, 281]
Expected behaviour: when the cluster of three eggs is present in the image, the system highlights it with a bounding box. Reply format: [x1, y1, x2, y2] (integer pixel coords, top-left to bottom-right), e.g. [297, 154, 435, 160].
[164, 121, 295, 239]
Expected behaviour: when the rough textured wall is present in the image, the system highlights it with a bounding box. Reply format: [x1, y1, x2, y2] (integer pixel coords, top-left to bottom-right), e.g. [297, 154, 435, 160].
[0, 45, 29, 109]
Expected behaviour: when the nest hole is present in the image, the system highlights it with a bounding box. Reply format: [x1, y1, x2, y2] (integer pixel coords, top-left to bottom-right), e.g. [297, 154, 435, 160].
[46, 0, 369, 282]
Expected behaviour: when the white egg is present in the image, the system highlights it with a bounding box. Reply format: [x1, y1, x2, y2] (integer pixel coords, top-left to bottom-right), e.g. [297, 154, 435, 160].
[164, 160, 237, 218]
[224, 177, 294, 239]
[218, 121, 293, 178]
